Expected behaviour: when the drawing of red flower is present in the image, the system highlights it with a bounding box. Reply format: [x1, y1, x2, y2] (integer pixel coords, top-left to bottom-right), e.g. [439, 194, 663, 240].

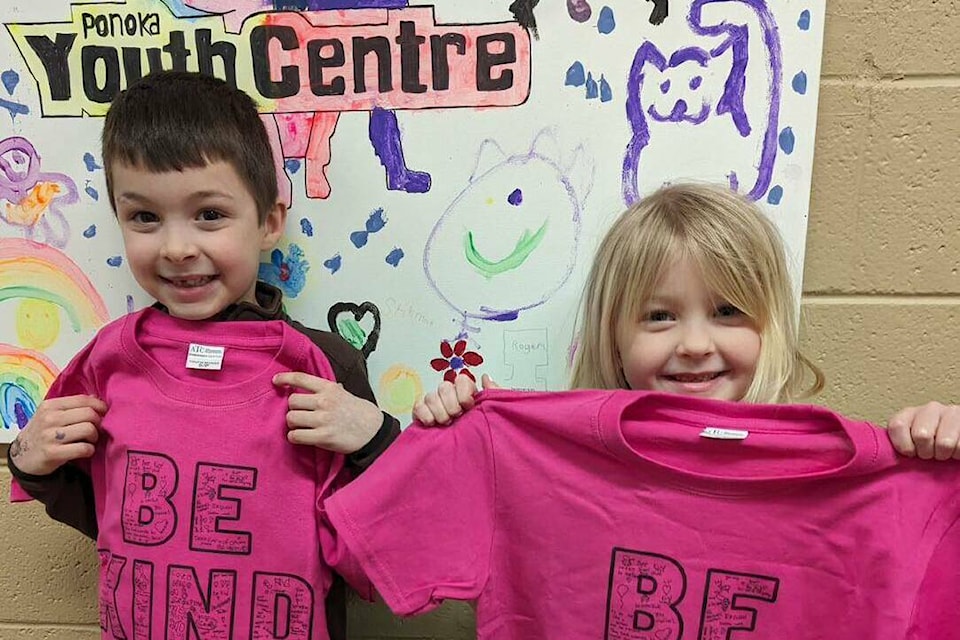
[430, 339, 483, 383]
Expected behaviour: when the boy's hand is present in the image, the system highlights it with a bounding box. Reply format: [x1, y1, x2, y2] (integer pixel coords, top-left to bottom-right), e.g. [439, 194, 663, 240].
[887, 402, 960, 460]
[413, 374, 499, 426]
[273, 372, 382, 454]
[9, 395, 105, 476]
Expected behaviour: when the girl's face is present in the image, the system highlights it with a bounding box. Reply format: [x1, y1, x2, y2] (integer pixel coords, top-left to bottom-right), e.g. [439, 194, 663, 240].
[616, 254, 761, 401]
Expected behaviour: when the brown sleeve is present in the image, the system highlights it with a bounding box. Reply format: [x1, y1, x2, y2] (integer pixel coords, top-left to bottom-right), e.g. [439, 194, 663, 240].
[286, 321, 401, 472]
[347, 411, 401, 471]
[7, 450, 98, 539]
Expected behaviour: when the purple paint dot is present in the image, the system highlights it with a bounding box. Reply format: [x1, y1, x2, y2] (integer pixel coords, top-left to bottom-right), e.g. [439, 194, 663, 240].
[690, 76, 702, 90]
[82, 224, 96, 238]
[14, 400, 30, 429]
[660, 79, 671, 94]
[567, 0, 592, 23]
[798, 9, 811, 30]
[507, 188, 523, 206]
[126, 295, 135, 314]
[300, 217, 314, 237]
[106, 256, 123, 267]
[727, 172, 740, 192]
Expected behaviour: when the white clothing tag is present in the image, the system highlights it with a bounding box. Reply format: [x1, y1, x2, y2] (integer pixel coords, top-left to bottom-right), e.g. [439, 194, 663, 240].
[185, 343, 225, 370]
[699, 427, 749, 440]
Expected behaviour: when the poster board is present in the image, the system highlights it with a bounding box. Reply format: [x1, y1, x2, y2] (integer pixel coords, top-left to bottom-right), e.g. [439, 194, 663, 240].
[0, 0, 825, 440]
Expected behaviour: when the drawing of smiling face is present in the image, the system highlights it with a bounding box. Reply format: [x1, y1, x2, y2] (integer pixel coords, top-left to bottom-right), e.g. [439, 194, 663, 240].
[424, 146, 583, 321]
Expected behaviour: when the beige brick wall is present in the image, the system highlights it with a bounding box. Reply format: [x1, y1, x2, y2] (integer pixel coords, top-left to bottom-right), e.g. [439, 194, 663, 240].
[2, 3, 959, 638]
[803, 3, 960, 422]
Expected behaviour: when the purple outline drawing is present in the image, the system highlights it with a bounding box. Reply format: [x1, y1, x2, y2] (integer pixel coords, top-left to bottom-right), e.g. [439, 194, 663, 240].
[424, 129, 592, 336]
[622, 0, 782, 204]
[0, 137, 79, 248]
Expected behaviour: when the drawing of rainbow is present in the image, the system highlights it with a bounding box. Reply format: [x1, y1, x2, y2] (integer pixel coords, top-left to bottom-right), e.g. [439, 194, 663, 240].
[0, 238, 109, 436]
[0, 344, 57, 431]
[0, 237, 109, 333]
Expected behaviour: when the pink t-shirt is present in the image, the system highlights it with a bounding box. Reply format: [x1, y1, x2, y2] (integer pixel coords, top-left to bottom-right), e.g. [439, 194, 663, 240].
[323, 389, 960, 639]
[46, 308, 346, 640]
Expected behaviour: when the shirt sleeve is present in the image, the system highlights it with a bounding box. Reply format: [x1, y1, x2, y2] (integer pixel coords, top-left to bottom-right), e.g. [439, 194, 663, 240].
[320, 406, 496, 616]
[347, 412, 401, 471]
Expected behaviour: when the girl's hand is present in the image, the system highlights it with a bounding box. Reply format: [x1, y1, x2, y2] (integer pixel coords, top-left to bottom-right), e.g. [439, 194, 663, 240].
[886, 402, 960, 460]
[413, 374, 499, 426]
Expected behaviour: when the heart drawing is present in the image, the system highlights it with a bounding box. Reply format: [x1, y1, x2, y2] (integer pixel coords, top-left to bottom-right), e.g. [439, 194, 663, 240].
[327, 301, 382, 359]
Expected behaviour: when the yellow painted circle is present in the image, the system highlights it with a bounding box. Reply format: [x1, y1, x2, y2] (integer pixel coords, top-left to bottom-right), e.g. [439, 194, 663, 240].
[378, 365, 424, 416]
[16, 298, 61, 350]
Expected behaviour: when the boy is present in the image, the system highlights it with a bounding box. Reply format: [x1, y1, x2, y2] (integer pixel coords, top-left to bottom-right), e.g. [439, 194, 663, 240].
[7, 70, 398, 640]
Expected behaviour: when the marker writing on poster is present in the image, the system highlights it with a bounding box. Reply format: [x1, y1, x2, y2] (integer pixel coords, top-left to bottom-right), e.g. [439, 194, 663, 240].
[8, 4, 531, 115]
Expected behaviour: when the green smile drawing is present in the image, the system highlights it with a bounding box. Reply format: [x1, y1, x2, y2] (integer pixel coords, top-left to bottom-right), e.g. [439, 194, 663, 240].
[464, 221, 548, 278]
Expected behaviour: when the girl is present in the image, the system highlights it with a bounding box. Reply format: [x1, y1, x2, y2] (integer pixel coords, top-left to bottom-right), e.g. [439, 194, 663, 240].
[414, 182, 960, 459]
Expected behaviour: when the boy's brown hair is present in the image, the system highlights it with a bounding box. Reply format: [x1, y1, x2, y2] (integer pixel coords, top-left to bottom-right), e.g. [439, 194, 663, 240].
[101, 70, 278, 223]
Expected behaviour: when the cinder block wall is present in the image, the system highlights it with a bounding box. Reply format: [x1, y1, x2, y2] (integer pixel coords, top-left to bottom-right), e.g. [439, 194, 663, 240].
[801, 4, 960, 422]
[2, 4, 958, 638]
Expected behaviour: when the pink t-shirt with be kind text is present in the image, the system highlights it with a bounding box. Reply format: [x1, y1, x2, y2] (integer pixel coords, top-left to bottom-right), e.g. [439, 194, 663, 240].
[46, 308, 350, 640]
[323, 389, 960, 639]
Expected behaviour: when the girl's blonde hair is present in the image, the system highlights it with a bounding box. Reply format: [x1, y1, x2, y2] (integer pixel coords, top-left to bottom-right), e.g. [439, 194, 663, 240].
[570, 183, 823, 403]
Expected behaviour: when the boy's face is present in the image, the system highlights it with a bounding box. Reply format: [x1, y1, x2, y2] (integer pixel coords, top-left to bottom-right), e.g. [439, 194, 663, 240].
[112, 160, 285, 320]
